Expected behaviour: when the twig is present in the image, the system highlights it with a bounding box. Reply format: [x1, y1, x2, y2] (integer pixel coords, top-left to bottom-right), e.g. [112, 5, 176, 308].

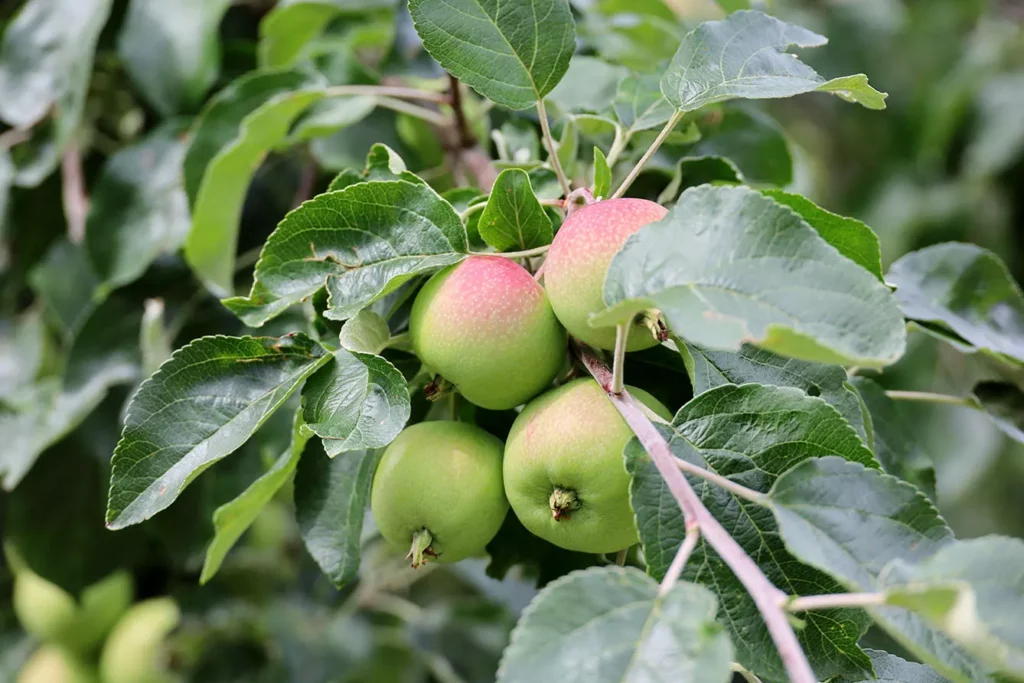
[604, 126, 630, 169]
[374, 97, 449, 127]
[611, 111, 682, 199]
[322, 84, 448, 102]
[787, 592, 885, 612]
[615, 548, 628, 566]
[885, 390, 975, 408]
[0, 127, 31, 150]
[674, 458, 768, 505]
[659, 523, 699, 596]
[470, 245, 550, 259]
[536, 98, 570, 197]
[459, 202, 487, 221]
[611, 325, 627, 393]
[292, 156, 317, 209]
[448, 75, 475, 148]
[732, 663, 765, 683]
[61, 141, 89, 244]
[576, 344, 816, 683]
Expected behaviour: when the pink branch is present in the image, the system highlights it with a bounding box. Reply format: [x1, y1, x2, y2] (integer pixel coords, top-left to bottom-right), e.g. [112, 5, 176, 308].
[61, 141, 89, 244]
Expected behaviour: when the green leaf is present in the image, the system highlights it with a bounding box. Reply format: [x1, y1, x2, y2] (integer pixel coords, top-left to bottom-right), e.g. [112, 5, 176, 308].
[327, 168, 364, 193]
[767, 457, 990, 683]
[294, 441, 379, 587]
[408, 0, 575, 110]
[497, 567, 733, 683]
[656, 156, 742, 205]
[965, 73, 1024, 178]
[595, 185, 906, 368]
[971, 381, 1024, 444]
[260, 1, 345, 68]
[763, 190, 884, 281]
[183, 69, 327, 297]
[118, 0, 232, 115]
[661, 11, 886, 113]
[555, 117, 578, 178]
[339, 310, 392, 354]
[200, 410, 310, 584]
[478, 169, 553, 252]
[85, 123, 190, 293]
[887, 243, 1024, 364]
[686, 105, 791, 187]
[362, 143, 425, 184]
[106, 334, 330, 529]
[0, 309, 46, 402]
[837, 650, 950, 683]
[224, 181, 467, 327]
[545, 56, 626, 114]
[301, 349, 409, 456]
[679, 341, 869, 445]
[28, 240, 100, 337]
[627, 384, 876, 680]
[613, 71, 675, 135]
[592, 147, 611, 199]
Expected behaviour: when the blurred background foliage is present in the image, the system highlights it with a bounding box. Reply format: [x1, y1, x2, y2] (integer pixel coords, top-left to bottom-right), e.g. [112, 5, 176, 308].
[1, 0, 1023, 681]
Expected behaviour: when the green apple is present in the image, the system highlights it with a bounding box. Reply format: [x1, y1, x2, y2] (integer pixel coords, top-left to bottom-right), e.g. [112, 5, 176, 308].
[17, 646, 97, 683]
[99, 598, 180, 683]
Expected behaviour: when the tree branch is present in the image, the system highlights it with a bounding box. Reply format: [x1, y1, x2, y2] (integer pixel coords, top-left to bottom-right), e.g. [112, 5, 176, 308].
[61, 141, 89, 244]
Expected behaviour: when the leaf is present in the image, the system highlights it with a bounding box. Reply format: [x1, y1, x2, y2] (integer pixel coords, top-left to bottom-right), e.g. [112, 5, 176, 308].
[183, 68, 327, 297]
[84, 123, 190, 293]
[223, 181, 467, 327]
[686, 104, 791, 187]
[836, 649, 950, 683]
[595, 185, 907, 368]
[497, 567, 733, 683]
[555, 117, 578, 178]
[28, 240, 99, 338]
[339, 310, 392, 354]
[679, 341, 869, 445]
[887, 243, 1024, 364]
[478, 169, 553, 252]
[545, 56, 626, 114]
[0, 309, 46, 402]
[301, 349, 409, 456]
[627, 384, 876, 680]
[200, 410, 310, 584]
[614, 71, 675, 134]
[763, 190, 884, 281]
[408, 0, 575, 110]
[294, 441, 379, 587]
[592, 147, 610, 199]
[105, 334, 330, 529]
[118, 0, 232, 115]
[850, 377, 937, 498]
[965, 73, 1024, 178]
[656, 156, 742, 205]
[362, 143, 424, 184]
[971, 381, 1024, 444]
[260, 1, 346, 68]
[767, 457, 990, 683]
[660, 11, 886, 113]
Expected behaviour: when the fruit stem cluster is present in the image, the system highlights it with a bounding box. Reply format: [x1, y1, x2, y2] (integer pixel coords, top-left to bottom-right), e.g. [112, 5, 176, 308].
[407, 528, 436, 569]
[549, 488, 581, 521]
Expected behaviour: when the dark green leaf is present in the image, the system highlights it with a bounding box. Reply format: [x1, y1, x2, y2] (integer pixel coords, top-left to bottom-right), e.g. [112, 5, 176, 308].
[592, 147, 610, 198]
[971, 381, 1024, 444]
[614, 71, 674, 134]
[836, 650, 950, 683]
[478, 169, 553, 252]
[224, 181, 467, 327]
[28, 240, 99, 337]
[497, 567, 733, 683]
[408, 0, 575, 110]
[686, 105, 791, 187]
[656, 156, 742, 205]
[106, 334, 330, 529]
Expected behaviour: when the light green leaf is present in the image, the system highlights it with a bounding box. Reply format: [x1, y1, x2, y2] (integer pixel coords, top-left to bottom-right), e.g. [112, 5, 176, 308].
[362, 143, 424, 184]
[545, 56, 626, 114]
[614, 71, 675, 134]
[555, 117, 578, 178]
[290, 95, 377, 142]
[294, 440, 379, 587]
[971, 382, 1024, 444]
[106, 334, 330, 529]
[408, 0, 575, 110]
[478, 169, 553, 252]
[592, 147, 610, 199]
[301, 349, 409, 456]
[0, 309, 46, 402]
[661, 11, 886, 113]
[339, 310, 391, 354]
[595, 185, 906, 368]
[497, 567, 733, 683]
[628, 384, 876, 680]
[887, 243, 1024, 364]
[118, 0, 232, 115]
[183, 68, 327, 297]
[223, 181, 467, 327]
[836, 650, 950, 683]
[140, 299, 173, 378]
[260, 1, 345, 68]
[200, 410, 310, 584]
[85, 123, 190, 293]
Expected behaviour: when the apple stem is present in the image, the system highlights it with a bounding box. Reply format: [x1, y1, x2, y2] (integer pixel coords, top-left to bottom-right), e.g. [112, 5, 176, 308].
[549, 488, 581, 520]
[611, 110, 683, 199]
[536, 98, 572, 197]
[565, 187, 595, 215]
[407, 529, 436, 568]
[611, 325, 627, 394]
[471, 244, 551, 259]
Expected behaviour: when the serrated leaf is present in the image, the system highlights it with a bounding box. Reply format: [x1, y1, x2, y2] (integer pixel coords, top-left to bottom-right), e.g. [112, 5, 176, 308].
[679, 341, 869, 445]
[224, 181, 467, 327]
[327, 168, 364, 192]
[627, 384, 876, 680]
[408, 0, 575, 110]
[837, 649, 950, 683]
[497, 567, 733, 683]
[301, 349, 409, 456]
[339, 310, 391, 354]
[592, 147, 610, 199]
[363, 143, 424, 184]
[200, 410, 310, 584]
[595, 185, 906, 368]
[183, 69, 327, 296]
[118, 0, 232, 115]
[85, 123, 190, 292]
[478, 169, 553, 252]
[614, 71, 675, 134]
[661, 11, 886, 113]
[887, 243, 1024, 364]
[767, 457, 990, 683]
[971, 381, 1024, 444]
[106, 334, 330, 529]
[545, 56, 626, 114]
[294, 440, 379, 587]
[764, 190, 883, 281]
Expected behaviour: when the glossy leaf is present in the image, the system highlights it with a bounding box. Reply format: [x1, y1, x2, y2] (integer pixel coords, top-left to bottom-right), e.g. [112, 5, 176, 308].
[661, 11, 886, 113]
[836, 650, 950, 683]
[224, 181, 467, 327]
[339, 310, 392, 355]
[887, 243, 1024, 364]
[301, 349, 409, 456]
[971, 381, 1024, 444]
[408, 0, 575, 110]
[294, 441, 379, 588]
[627, 384, 876, 680]
[478, 169, 553, 252]
[106, 334, 330, 529]
[497, 567, 733, 683]
[118, 0, 232, 115]
[614, 71, 675, 134]
[184, 69, 327, 296]
[595, 185, 906, 368]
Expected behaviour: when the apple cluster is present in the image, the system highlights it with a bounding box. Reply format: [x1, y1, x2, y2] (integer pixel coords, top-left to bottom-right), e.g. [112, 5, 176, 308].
[370, 198, 671, 566]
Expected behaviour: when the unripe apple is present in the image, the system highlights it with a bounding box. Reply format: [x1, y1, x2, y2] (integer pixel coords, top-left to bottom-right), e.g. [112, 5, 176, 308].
[544, 198, 668, 350]
[99, 598, 180, 683]
[371, 421, 508, 567]
[17, 646, 97, 683]
[410, 255, 567, 410]
[503, 378, 672, 554]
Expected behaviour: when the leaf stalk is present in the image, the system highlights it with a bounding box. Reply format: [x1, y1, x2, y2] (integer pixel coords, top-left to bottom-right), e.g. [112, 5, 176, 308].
[611, 110, 682, 199]
[536, 98, 571, 197]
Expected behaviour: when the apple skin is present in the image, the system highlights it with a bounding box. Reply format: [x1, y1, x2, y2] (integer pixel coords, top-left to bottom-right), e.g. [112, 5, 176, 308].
[410, 255, 567, 410]
[544, 198, 668, 351]
[99, 598, 180, 683]
[370, 421, 508, 565]
[502, 378, 672, 554]
[17, 646, 97, 683]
